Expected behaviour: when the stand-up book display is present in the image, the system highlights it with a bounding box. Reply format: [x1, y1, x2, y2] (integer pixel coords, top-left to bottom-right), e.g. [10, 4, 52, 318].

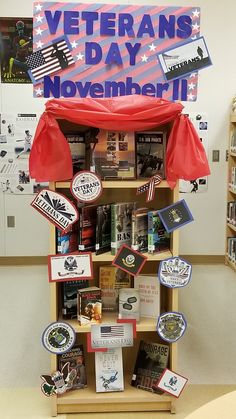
[49, 127, 179, 415]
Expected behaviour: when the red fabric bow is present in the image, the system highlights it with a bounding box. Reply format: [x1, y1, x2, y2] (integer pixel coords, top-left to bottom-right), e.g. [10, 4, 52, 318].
[29, 95, 210, 187]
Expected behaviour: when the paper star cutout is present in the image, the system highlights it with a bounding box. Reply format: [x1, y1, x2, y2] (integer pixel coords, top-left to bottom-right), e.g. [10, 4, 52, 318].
[35, 3, 43, 11]
[36, 27, 44, 36]
[35, 87, 43, 96]
[189, 72, 197, 78]
[148, 43, 156, 52]
[141, 54, 148, 62]
[187, 93, 195, 101]
[192, 22, 200, 31]
[192, 9, 200, 18]
[36, 15, 43, 23]
[36, 40, 44, 49]
[188, 82, 195, 90]
[71, 40, 78, 49]
[76, 53, 84, 61]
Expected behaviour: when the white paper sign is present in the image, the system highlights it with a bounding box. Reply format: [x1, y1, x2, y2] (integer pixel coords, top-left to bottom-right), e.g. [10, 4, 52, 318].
[91, 323, 133, 348]
[157, 368, 188, 398]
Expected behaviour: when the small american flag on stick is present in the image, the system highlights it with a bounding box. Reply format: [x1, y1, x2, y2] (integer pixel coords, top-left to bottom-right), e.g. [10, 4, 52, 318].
[26, 38, 74, 83]
[136, 175, 162, 202]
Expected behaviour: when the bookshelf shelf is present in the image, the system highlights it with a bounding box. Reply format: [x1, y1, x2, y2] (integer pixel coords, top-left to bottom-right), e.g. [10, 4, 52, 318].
[225, 111, 236, 269]
[57, 375, 173, 414]
[55, 180, 170, 189]
[92, 249, 172, 262]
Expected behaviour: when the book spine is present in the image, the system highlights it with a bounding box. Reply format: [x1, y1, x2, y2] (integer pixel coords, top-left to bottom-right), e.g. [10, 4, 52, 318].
[111, 204, 117, 255]
[131, 212, 137, 250]
[148, 212, 154, 254]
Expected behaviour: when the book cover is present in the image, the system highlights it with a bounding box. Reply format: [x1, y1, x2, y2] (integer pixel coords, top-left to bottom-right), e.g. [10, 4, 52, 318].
[58, 344, 87, 389]
[119, 288, 140, 322]
[134, 275, 160, 318]
[92, 130, 135, 179]
[77, 286, 102, 325]
[111, 202, 136, 255]
[136, 131, 167, 178]
[131, 208, 149, 253]
[148, 210, 170, 254]
[99, 266, 131, 312]
[56, 224, 79, 254]
[66, 134, 86, 175]
[61, 280, 89, 319]
[131, 340, 169, 393]
[79, 205, 98, 252]
[95, 348, 124, 392]
[96, 204, 112, 255]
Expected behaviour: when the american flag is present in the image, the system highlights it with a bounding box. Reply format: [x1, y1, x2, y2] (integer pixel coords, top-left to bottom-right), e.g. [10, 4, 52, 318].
[100, 325, 124, 338]
[137, 175, 162, 202]
[26, 39, 74, 83]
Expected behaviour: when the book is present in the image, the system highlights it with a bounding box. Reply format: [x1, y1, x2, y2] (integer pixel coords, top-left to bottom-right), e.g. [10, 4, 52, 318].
[134, 275, 160, 318]
[92, 130, 135, 179]
[99, 266, 131, 312]
[79, 205, 98, 252]
[111, 202, 136, 255]
[131, 208, 149, 253]
[66, 134, 86, 175]
[96, 204, 112, 255]
[56, 222, 79, 254]
[131, 340, 169, 393]
[148, 210, 170, 254]
[77, 286, 102, 325]
[95, 347, 124, 392]
[119, 288, 140, 322]
[58, 344, 87, 389]
[136, 131, 167, 178]
[61, 280, 89, 319]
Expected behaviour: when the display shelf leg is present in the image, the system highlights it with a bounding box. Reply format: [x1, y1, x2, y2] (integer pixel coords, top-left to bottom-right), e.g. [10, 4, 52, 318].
[51, 396, 57, 417]
[171, 400, 176, 414]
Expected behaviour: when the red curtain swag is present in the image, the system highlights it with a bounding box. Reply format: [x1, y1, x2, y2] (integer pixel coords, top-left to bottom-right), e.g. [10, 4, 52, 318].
[29, 95, 210, 188]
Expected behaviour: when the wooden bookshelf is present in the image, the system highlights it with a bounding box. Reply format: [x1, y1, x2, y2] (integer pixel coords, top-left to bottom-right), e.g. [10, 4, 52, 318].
[49, 179, 179, 416]
[225, 112, 236, 269]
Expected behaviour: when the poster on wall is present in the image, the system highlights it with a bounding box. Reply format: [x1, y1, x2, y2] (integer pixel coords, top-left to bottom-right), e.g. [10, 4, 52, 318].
[31, 2, 207, 101]
[0, 18, 33, 84]
[179, 112, 209, 193]
[0, 113, 46, 194]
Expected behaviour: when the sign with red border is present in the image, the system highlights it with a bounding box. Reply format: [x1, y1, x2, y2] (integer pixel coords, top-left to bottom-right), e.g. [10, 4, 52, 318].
[112, 244, 147, 276]
[70, 171, 103, 203]
[48, 252, 93, 282]
[156, 368, 188, 398]
[31, 188, 79, 232]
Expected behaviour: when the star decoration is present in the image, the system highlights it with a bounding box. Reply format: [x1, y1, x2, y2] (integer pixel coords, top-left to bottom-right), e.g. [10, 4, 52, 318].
[189, 72, 197, 78]
[35, 3, 43, 11]
[35, 87, 43, 96]
[76, 52, 84, 61]
[148, 43, 156, 52]
[192, 22, 200, 32]
[36, 15, 43, 23]
[192, 9, 200, 18]
[188, 82, 195, 90]
[141, 54, 148, 62]
[36, 27, 44, 36]
[36, 40, 44, 49]
[187, 93, 195, 101]
[71, 40, 78, 49]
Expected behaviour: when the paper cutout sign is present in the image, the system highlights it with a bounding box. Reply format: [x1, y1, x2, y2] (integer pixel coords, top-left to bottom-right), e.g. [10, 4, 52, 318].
[112, 244, 147, 276]
[41, 362, 77, 396]
[156, 368, 188, 398]
[31, 189, 79, 232]
[42, 322, 76, 354]
[48, 252, 93, 282]
[71, 171, 103, 203]
[157, 199, 194, 233]
[91, 322, 134, 349]
[157, 312, 187, 343]
[158, 257, 192, 288]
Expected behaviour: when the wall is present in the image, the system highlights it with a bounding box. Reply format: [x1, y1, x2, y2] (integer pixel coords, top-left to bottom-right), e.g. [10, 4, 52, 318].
[1, 0, 235, 256]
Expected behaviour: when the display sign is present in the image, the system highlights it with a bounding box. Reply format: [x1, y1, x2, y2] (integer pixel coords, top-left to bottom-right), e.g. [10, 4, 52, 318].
[158, 257, 192, 288]
[91, 322, 134, 348]
[32, 2, 203, 101]
[41, 362, 76, 396]
[71, 171, 103, 203]
[42, 322, 76, 354]
[112, 244, 147, 276]
[48, 252, 93, 282]
[156, 368, 188, 398]
[157, 199, 194, 233]
[157, 311, 187, 343]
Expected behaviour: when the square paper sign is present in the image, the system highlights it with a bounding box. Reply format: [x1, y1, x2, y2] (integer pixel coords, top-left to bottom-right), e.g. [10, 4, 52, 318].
[48, 252, 93, 282]
[157, 368, 188, 398]
[112, 244, 147, 276]
[157, 199, 194, 233]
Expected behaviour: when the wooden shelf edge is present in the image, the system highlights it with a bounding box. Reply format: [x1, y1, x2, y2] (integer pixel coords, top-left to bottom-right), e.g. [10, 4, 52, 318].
[55, 180, 171, 189]
[227, 223, 236, 233]
[225, 256, 236, 272]
[92, 249, 172, 262]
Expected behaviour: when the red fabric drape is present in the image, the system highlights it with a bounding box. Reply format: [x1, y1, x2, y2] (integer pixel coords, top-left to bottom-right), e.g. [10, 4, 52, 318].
[29, 95, 210, 187]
